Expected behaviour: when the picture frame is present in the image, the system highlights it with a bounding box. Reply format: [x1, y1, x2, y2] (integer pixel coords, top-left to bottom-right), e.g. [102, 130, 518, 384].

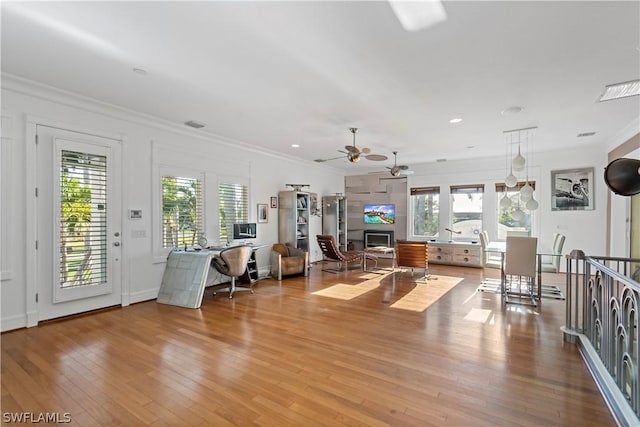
[551, 167, 594, 211]
[257, 203, 269, 223]
[270, 196, 278, 208]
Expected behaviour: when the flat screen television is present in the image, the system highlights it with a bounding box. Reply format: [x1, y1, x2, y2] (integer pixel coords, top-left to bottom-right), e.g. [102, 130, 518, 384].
[363, 204, 395, 224]
[232, 222, 257, 239]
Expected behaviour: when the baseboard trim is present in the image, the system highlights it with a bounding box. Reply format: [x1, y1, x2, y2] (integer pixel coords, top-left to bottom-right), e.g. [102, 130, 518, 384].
[129, 288, 159, 304]
[1, 313, 27, 332]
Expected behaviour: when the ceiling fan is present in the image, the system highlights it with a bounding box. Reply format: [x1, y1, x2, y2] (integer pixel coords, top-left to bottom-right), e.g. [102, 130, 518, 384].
[387, 151, 413, 176]
[314, 128, 388, 164]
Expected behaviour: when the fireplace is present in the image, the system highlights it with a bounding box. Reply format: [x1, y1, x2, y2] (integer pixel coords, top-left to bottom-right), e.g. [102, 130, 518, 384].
[364, 230, 394, 248]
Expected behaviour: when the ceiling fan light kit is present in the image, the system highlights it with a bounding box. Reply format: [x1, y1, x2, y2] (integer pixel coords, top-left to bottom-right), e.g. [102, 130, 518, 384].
[315, 128, 388, 164]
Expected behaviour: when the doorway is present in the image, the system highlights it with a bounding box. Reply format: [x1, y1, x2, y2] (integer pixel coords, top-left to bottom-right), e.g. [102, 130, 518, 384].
[35, 124, 122, 322]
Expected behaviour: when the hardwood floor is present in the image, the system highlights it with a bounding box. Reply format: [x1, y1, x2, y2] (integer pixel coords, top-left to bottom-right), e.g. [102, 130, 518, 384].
[1, 263, 614, 426]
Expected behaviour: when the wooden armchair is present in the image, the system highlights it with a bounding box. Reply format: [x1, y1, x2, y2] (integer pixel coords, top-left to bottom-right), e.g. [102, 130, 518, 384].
[395, 240, 429, 282]
[270, 243, 309, 280]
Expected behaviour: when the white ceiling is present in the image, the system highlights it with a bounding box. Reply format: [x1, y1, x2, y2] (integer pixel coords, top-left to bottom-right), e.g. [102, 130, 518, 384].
[2, 1, 639, 172]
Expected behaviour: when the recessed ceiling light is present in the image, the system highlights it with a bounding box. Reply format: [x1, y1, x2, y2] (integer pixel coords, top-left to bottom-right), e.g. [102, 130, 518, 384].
[599, 79, 640, 102]
[449, 118, 463, 124]
[501, 106, 523, 116]
[466, 145, 475, 149]
[436, 158, 447, 163]
[132, 68, 147, 75]
[291, 144, 300, 148]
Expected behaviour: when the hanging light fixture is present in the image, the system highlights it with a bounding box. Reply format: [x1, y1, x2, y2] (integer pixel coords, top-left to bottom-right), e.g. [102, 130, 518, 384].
[512, 197, 524, 221]
[505, 133, 518, 188]
[524, 128, 539, 210]
[520, 131, 534, 202]
[512, 130, 526, 172]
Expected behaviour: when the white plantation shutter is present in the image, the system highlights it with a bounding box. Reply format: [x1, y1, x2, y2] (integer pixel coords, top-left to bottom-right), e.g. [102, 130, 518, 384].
[218, 182, 249, 242]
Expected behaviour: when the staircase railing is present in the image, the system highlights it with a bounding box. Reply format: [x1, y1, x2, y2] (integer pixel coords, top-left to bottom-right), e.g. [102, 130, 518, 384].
[564, 250, 640, 426]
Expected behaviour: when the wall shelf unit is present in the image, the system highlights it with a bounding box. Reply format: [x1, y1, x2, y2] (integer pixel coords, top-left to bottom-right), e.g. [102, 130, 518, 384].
[322, 195, 347, 252]
[278, 191, 310, 252]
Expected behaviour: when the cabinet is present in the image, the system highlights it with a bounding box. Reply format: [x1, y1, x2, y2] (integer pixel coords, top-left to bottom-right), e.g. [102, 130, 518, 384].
[278, 191, 310, 252]
[239, 251, 258, 284]
[428, 241, 482, 267]
[322, 195, 347, 252]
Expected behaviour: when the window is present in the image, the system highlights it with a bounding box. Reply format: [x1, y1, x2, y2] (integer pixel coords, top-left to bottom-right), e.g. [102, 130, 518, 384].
[218, 182, 249, 243]
[496, 182, 535, 240]
[411, 186, 440, 237]
[450, 184, 484, 240]
[162, 175, 203, 248]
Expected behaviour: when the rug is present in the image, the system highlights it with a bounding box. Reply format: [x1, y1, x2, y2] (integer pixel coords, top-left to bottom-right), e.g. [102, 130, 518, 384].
[476, 278, 565, 300]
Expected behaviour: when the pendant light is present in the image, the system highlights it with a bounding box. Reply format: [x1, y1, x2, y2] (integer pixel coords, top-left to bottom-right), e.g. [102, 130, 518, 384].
[512, 130, 526, 172]
[512, 197, 524, 221]
[500, 191, 512, 208]
[524, 129, 538, 210]
[505, 133, 518, 188]
[519, 132, 533, 201]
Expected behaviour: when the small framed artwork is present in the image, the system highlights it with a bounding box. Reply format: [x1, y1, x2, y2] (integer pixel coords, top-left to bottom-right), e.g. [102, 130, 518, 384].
[258, 203, 269, 223]
[551, 167, 595, 211]
[270, 196, 278, 208]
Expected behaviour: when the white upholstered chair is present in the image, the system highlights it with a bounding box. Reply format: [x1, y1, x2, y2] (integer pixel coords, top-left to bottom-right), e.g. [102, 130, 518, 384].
[502, 236, 538, 304]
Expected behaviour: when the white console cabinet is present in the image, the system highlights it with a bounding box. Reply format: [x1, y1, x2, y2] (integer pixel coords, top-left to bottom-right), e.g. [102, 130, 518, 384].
[428, 241, 482, 268]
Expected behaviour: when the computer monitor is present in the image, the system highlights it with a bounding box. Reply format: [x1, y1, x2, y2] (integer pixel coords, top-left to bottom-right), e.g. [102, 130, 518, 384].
[232, 223, 257, 240]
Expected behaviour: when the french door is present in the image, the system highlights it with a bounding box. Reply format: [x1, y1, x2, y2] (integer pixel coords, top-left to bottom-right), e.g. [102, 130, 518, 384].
[36, 125, 122, 321]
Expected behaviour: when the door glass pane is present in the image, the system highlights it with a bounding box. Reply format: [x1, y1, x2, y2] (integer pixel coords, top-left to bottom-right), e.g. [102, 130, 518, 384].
[60, 150, 107, 288]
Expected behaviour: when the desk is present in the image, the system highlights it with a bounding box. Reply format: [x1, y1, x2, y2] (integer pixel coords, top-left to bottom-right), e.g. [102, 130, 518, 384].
[157, 245, 267, 308]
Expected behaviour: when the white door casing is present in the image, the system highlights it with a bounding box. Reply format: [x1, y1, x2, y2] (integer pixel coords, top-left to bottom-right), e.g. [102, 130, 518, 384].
[34, 124, 122, 322]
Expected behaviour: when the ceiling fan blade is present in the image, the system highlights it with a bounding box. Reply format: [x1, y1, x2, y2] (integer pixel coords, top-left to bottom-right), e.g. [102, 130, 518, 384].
[314, 155, 345, 163]
[344, 145, 359, 153]
[365, 154, 388, 161]
[399, 165, 410, 170]
[361, 147, 371, 154]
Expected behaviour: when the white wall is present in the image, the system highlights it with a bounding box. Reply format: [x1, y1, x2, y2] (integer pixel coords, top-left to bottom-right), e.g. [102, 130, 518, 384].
[0, 77, 343, 331]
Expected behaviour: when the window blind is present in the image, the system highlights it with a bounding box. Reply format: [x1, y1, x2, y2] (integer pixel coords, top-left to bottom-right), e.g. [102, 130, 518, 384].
[218, 182, 249, 242]
[60, 150, 107, 288]
[495, 181, 536, 192]
[450, 184, 485, 194]
[410, 186, 440, 195]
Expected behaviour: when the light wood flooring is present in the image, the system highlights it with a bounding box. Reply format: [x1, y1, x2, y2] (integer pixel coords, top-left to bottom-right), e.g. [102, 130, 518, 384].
[1, 262, 614, 426]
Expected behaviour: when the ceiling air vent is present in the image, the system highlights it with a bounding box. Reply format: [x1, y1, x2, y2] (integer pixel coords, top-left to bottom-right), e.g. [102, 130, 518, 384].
[577, 132, 596, 138]
[184, 120, 205, 129]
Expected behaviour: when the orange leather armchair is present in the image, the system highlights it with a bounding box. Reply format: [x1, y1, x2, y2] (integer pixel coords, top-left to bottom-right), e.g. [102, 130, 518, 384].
[270, 243, 309, 280]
